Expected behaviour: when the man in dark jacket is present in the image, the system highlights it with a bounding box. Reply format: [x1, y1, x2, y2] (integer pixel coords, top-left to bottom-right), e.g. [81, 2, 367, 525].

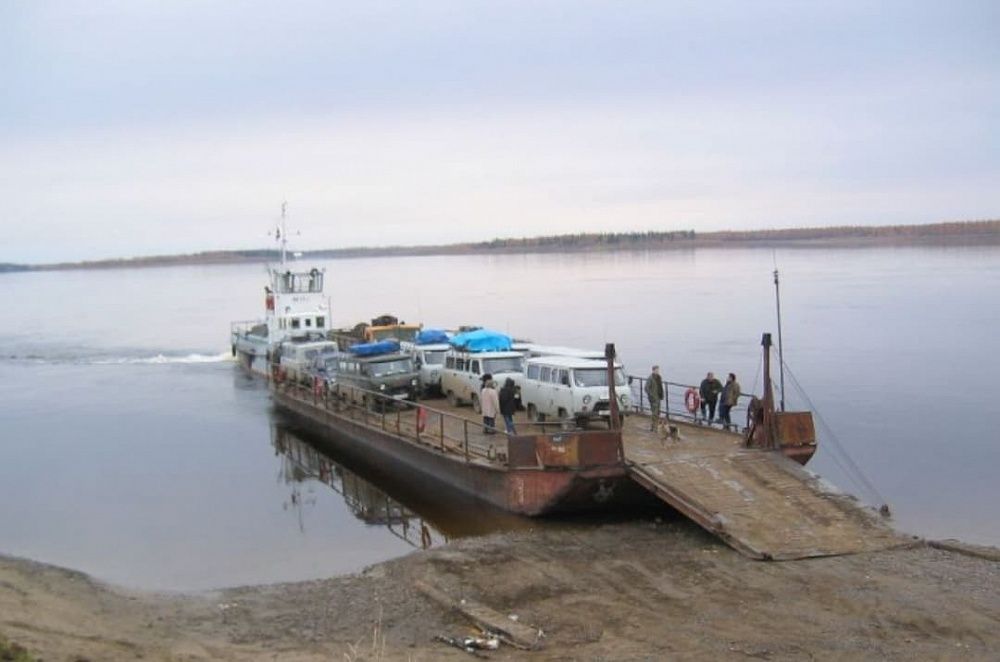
[699, 372, 723, 423]
[645, 365, 665, 431]
[499, 378, 518, 434]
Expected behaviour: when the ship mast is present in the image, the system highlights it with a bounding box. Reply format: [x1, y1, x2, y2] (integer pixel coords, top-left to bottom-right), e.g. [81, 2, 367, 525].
[278, 201, 288, 266]
[773, 268, 786, 412]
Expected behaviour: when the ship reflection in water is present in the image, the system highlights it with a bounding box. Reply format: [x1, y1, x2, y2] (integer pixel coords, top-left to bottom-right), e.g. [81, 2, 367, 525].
[271, 424, 534, 549]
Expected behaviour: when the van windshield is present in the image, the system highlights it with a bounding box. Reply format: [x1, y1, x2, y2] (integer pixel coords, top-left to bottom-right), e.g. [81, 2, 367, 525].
[368, 358, 414, 377]
[422, 350, 446, 365]
[573, 368, 627, 387]
[483, 357, 523, 374]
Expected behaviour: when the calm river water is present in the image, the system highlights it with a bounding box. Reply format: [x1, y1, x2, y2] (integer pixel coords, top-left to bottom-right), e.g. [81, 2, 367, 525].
[1, 245, 997, 590]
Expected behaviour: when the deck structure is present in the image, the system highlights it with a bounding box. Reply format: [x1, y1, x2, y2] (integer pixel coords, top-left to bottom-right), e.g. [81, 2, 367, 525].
[271, 378, 905, 560]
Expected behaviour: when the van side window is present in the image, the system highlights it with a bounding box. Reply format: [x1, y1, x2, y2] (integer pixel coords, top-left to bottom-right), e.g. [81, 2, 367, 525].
[471, 360, 480, 375]
[527, 364, 540, 379]
[305, 318, 312, 327]
[446, 356, 455, 369]
[456, 358, 465, 370]
[540, 366, 551, 382]
[558, 369, 569, 385]
[291, 318, 301, 329]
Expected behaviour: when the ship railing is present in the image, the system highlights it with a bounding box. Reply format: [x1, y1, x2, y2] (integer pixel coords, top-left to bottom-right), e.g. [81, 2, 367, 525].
[626, 374, 756, 433]
[276, 378, 514, 467]
[275, 377, 625, 470]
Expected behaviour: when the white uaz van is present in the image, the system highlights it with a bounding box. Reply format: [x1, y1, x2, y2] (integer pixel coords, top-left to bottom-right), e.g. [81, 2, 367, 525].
[278, 340, 339, 385]
[440, 350, 525, 412]
[401, 342, 450, 396]
[521, 356, 629, 427]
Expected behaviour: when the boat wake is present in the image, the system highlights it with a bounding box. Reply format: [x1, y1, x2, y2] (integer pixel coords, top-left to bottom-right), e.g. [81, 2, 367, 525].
[3, 350, 234, 366]
[93, 352, 234, 365]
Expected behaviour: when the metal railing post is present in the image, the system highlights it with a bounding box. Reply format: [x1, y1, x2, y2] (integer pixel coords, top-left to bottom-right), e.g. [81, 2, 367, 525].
[463, 420, 469, 462]
[439, 414, 445, 451]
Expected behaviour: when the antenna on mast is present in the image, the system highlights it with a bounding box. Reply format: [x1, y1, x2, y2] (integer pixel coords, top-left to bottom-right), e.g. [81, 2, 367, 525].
[278, 201, 288, 265]
[773, 264, 786, 412]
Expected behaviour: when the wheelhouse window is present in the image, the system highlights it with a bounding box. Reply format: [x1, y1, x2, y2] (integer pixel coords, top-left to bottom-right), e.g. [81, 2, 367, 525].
[316, 317, 325, 328]
[291, 318, 301, 329]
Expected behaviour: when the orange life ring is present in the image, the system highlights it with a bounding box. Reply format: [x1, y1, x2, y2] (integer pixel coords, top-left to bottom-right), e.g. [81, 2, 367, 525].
[416, 406, 428, 433]
[684, 388, 701, 414]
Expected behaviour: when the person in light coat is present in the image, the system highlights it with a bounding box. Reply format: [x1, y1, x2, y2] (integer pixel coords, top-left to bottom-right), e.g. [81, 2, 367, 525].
[481, 379, 501, 434]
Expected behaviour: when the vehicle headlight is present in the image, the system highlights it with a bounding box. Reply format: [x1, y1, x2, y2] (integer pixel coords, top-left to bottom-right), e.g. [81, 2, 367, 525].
[411, 379, 418, 386]
[379, 384, 386, 390]
[619, 394, 629, 405]
[582, 395, 592, 405]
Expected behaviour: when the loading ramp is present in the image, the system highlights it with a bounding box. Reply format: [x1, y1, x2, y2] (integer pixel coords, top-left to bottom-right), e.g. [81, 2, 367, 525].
[622, 418, 906, 560]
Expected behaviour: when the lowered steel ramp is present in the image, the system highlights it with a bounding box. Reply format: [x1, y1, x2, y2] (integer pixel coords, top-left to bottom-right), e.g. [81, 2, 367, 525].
[623, 419, 906, 560]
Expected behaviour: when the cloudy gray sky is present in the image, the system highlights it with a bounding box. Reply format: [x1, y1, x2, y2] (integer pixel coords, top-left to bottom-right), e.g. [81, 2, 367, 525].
[2, 1, 998, 262]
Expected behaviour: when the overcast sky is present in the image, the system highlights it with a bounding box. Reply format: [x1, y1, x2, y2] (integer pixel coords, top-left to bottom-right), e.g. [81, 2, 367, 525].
[2, 1, 998, 262]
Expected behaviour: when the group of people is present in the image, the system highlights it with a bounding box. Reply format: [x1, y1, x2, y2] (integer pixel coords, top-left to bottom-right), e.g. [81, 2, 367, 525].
[480, 374, 518, 435]
[644, 366, 742, 430]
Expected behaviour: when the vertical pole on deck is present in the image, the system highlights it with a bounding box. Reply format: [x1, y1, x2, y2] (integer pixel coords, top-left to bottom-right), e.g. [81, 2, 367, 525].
[463, 420, 470, 462]
[773, 269, 786, 412]
[605, 343, 624, 461]
[761, 333, 777, 449]
[440, 414, 445, 451]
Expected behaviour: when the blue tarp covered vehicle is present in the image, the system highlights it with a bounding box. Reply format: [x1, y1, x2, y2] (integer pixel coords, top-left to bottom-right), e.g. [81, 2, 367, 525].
[449, 329, 513, 352]
[348, 340, 401, 356]
[416, 329, 450, 345]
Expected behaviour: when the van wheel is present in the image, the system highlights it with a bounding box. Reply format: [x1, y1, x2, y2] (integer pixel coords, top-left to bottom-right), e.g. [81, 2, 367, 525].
[471, 393, 481, 414]
[446, 390, 457, 407]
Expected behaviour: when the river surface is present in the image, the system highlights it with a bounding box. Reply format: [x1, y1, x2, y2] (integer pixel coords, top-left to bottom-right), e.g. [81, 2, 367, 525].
[1, 246, 997, 590]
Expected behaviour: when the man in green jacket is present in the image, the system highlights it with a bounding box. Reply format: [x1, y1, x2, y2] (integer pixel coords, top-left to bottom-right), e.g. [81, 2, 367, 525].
[645, 365, 665, 431]
[719, 373, 741, 430]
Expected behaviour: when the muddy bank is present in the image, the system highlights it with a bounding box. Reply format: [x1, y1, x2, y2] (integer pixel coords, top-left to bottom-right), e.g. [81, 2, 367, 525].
[2, 520, 998, 661]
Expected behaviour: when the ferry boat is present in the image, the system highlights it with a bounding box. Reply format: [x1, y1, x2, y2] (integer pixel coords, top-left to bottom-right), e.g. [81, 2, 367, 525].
[230, 204, 330, 376]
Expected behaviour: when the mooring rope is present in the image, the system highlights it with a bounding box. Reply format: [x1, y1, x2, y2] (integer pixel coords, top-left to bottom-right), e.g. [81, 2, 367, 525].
[782, 360, 889, 511]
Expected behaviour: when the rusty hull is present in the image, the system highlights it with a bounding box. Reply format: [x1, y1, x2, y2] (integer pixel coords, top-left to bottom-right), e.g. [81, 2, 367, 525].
[272, 388, 637, 516]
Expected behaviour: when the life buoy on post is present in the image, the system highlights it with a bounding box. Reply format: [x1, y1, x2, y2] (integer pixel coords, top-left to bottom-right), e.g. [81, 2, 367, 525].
[684, 388, 701, 414]
[416, 406, 427, 434]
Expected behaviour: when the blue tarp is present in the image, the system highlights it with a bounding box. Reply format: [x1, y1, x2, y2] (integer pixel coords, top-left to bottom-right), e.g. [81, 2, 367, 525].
[348, 340, 400, 357]
[449, 329, 512, 352]
[417, 329, 450, 345]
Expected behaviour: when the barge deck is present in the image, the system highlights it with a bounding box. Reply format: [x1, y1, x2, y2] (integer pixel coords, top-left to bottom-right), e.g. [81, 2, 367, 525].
[272, 380, 904, 560]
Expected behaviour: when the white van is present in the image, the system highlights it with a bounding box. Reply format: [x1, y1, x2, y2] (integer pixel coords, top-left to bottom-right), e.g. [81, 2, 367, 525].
[440, 350, 525, 412]
[279, 340, 339, 385]
[401, 342, 450, 395]
[521, 356, 629, 427]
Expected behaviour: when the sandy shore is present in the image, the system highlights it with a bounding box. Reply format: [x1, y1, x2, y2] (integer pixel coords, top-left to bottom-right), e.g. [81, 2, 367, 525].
[2, 519, 999, 661]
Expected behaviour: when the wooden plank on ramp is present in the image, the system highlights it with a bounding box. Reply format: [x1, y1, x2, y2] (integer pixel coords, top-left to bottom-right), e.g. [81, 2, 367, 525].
[623, 420, 905, 560]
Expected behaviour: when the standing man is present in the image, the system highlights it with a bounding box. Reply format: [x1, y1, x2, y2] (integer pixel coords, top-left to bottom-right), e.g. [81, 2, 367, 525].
[481, 379, 500, 434]
[719, 373, 741, 430]
[645, 365, 665, 431]
[699, 372, 723, 423]
[498, 377, 518, 435]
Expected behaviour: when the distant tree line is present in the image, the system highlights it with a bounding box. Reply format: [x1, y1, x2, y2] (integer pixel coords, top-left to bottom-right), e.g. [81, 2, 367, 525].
[7, 219, 997, 272]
